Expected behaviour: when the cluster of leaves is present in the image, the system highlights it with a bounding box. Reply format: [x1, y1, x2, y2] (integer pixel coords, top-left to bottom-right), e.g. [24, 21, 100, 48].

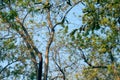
[0, 10, 17, 22]
[68, 0, 120, 80]
[0, 36, 37, 79]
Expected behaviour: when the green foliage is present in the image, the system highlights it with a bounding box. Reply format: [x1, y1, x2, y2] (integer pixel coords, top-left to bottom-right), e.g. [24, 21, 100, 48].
[64, 26, 68, 33]
[69, 0, 120, 80]
[11, 23, 21, 31]
[0, 10, 18, 22]
[0, 0, 120, 80]
[3, 38, 16, 49]
[9, 10, 18, 19]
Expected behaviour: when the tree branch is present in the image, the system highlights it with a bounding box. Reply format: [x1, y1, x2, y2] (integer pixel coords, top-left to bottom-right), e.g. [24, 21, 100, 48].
[14, 18, 43, 80]
[52, 57, 65, 80]
[0, 60, 19, 74]
[22, 10, 31, 24]
[53, 0, 83, 28]
[79, 48, 107, 68]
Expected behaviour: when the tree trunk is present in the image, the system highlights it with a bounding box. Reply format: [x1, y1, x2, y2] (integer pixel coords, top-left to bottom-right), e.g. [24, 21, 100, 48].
[44, 1, 55, 79]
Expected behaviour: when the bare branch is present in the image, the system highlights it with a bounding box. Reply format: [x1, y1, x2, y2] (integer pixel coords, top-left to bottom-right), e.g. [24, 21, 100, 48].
[52, 57, 66, 80]
[22, 10, 31, 24]
[79, 48, 107, 68]
[16, 17, 42, 54]
[53, 0, 83, 28]
[0, 60, 19, 74]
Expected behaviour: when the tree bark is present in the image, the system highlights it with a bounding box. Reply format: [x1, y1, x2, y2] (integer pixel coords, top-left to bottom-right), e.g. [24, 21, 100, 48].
[44, 1, 55, 79]
[15, 17, 43, 80]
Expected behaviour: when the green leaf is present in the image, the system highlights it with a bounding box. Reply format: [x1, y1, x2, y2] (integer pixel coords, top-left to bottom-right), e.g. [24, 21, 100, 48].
[11, 23, 20, 31]
[8, 43, 16, 49]
[70, 29, 78, 36]
[64, 26, 68, 33]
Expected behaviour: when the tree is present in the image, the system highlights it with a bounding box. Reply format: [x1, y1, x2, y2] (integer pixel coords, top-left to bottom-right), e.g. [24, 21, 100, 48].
[0, 0, 119, 80]
[68, 0, 120, 80]
[0, 0, 82, 80]
[0, 0, 43, 79]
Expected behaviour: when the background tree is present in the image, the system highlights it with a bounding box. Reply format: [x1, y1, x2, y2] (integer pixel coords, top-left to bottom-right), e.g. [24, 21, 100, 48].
[0, 0, 120, 80]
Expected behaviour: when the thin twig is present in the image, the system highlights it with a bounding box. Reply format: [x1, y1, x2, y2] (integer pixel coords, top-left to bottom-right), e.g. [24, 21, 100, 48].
[0, 60, 19, 74]
[78, 48, 107, 68]
[53, 0, 83, 28]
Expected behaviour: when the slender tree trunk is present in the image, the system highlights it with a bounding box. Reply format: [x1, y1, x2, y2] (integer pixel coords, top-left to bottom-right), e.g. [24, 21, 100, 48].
[44, 32, 54, 80]
[44, 1, 55, 79]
